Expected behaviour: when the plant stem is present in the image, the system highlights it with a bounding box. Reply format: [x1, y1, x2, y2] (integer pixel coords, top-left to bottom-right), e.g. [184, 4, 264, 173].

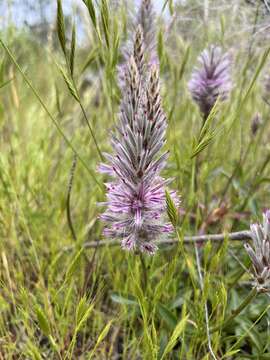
[78, 101, 104, 161]
[66, 154, 78, 241]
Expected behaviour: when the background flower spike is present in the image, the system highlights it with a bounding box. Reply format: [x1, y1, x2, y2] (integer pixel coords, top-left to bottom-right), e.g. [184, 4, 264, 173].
[188, 45, 232, 121]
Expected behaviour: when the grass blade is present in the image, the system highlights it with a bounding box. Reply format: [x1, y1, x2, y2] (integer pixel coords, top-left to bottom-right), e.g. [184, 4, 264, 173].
[70, 22, 76, 77]
[57, 0, 67, 57]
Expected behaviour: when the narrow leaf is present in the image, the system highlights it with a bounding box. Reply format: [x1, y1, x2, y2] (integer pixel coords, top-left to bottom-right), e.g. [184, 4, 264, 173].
[83, 0, 97, 28]
[57, 0, 66, 56]
[191, 99, 222, 159]
[160, 316, 188, 360]
[70, 22, 76, 77]
[89, 321, 113, 359]
[35, 306, 51, 336]
[101, 0, 110, 48]
[166, 190, 178, 228]
[157, 303, 177, 330]
[111, 293, 139, 306]
[76, 301, 94, 331]
[57, 64, 79, 102]
[0, 77, 13, 89]
[65, 248, 84, 282]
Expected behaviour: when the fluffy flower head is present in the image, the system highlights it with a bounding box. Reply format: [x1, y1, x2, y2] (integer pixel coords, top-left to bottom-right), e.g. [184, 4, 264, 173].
[100, 28, 178, 254]
[245, 210, 270, 290]
[188, 45, 232, 119]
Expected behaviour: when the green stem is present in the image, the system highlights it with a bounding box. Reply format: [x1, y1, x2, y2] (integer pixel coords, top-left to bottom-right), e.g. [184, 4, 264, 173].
[63, 45, 103, 162]
[78, 101, 104, 161]
[211, 287, 258, 333]
[66, 154, 78, 241]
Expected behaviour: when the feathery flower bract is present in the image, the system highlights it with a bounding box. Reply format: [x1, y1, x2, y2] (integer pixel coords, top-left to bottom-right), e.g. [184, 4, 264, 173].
[118, 0, 157, 89]
[100, 27, 177, 254]
[245, 210, 270, 290]
[136, 0, 157, 65]
[188, 45, 232, 120]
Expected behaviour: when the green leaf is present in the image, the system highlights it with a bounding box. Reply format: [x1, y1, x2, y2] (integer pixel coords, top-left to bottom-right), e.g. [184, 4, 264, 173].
[157, 29, 164, 62]
[165, 190, 178, 228]
[76, 296, 88, 324]
[179, 45, 190, 80]
[191, 99, 222, 159]
[170, 291, 192, 310]
[222, 349, 240, 358]
[95, 321, 112, 345]
[83, 0, 97, 29]
[26, 344, 42, 360]
[81, 47, 99, 74]
[111, 293, 139, 306]
[157, 303, 177, 330]
[160, 316, 188, 359]
[89, 321, 113, 359]
[111, 25, 119, 68]
[35, 306, 51, 336]
[54, 83, 62, 116]
[0, 77, 13, 89]
[57, 0, 66, 56]
[162, 0, 174, 14]
[57, 64, 79, 102]
[66, 297, 94, 358]
[65, 248, 84, 283]
[76, 298, 94, 331]
[70, 22, 76, 77]
[101, 0, 110, 48]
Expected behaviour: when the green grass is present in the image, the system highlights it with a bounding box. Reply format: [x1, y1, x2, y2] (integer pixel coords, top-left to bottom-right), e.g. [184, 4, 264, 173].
[1, 1, 270, 358]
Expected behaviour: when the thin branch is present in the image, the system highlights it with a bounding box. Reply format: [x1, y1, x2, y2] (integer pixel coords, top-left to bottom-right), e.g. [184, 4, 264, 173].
[62, 230, 252, 252]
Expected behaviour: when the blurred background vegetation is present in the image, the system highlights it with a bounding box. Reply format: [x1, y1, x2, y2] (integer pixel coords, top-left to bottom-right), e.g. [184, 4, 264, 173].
[1, 0, 270, 358]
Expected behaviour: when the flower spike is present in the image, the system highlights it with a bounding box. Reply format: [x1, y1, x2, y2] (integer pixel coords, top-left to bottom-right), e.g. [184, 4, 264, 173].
[99, 28, 178, 254]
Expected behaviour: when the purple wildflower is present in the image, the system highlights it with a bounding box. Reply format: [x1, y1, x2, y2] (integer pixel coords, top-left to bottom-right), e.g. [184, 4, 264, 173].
[244, 210, 270, 290]
[188, 45, 232, 120]
[100, 27, 177, 254]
